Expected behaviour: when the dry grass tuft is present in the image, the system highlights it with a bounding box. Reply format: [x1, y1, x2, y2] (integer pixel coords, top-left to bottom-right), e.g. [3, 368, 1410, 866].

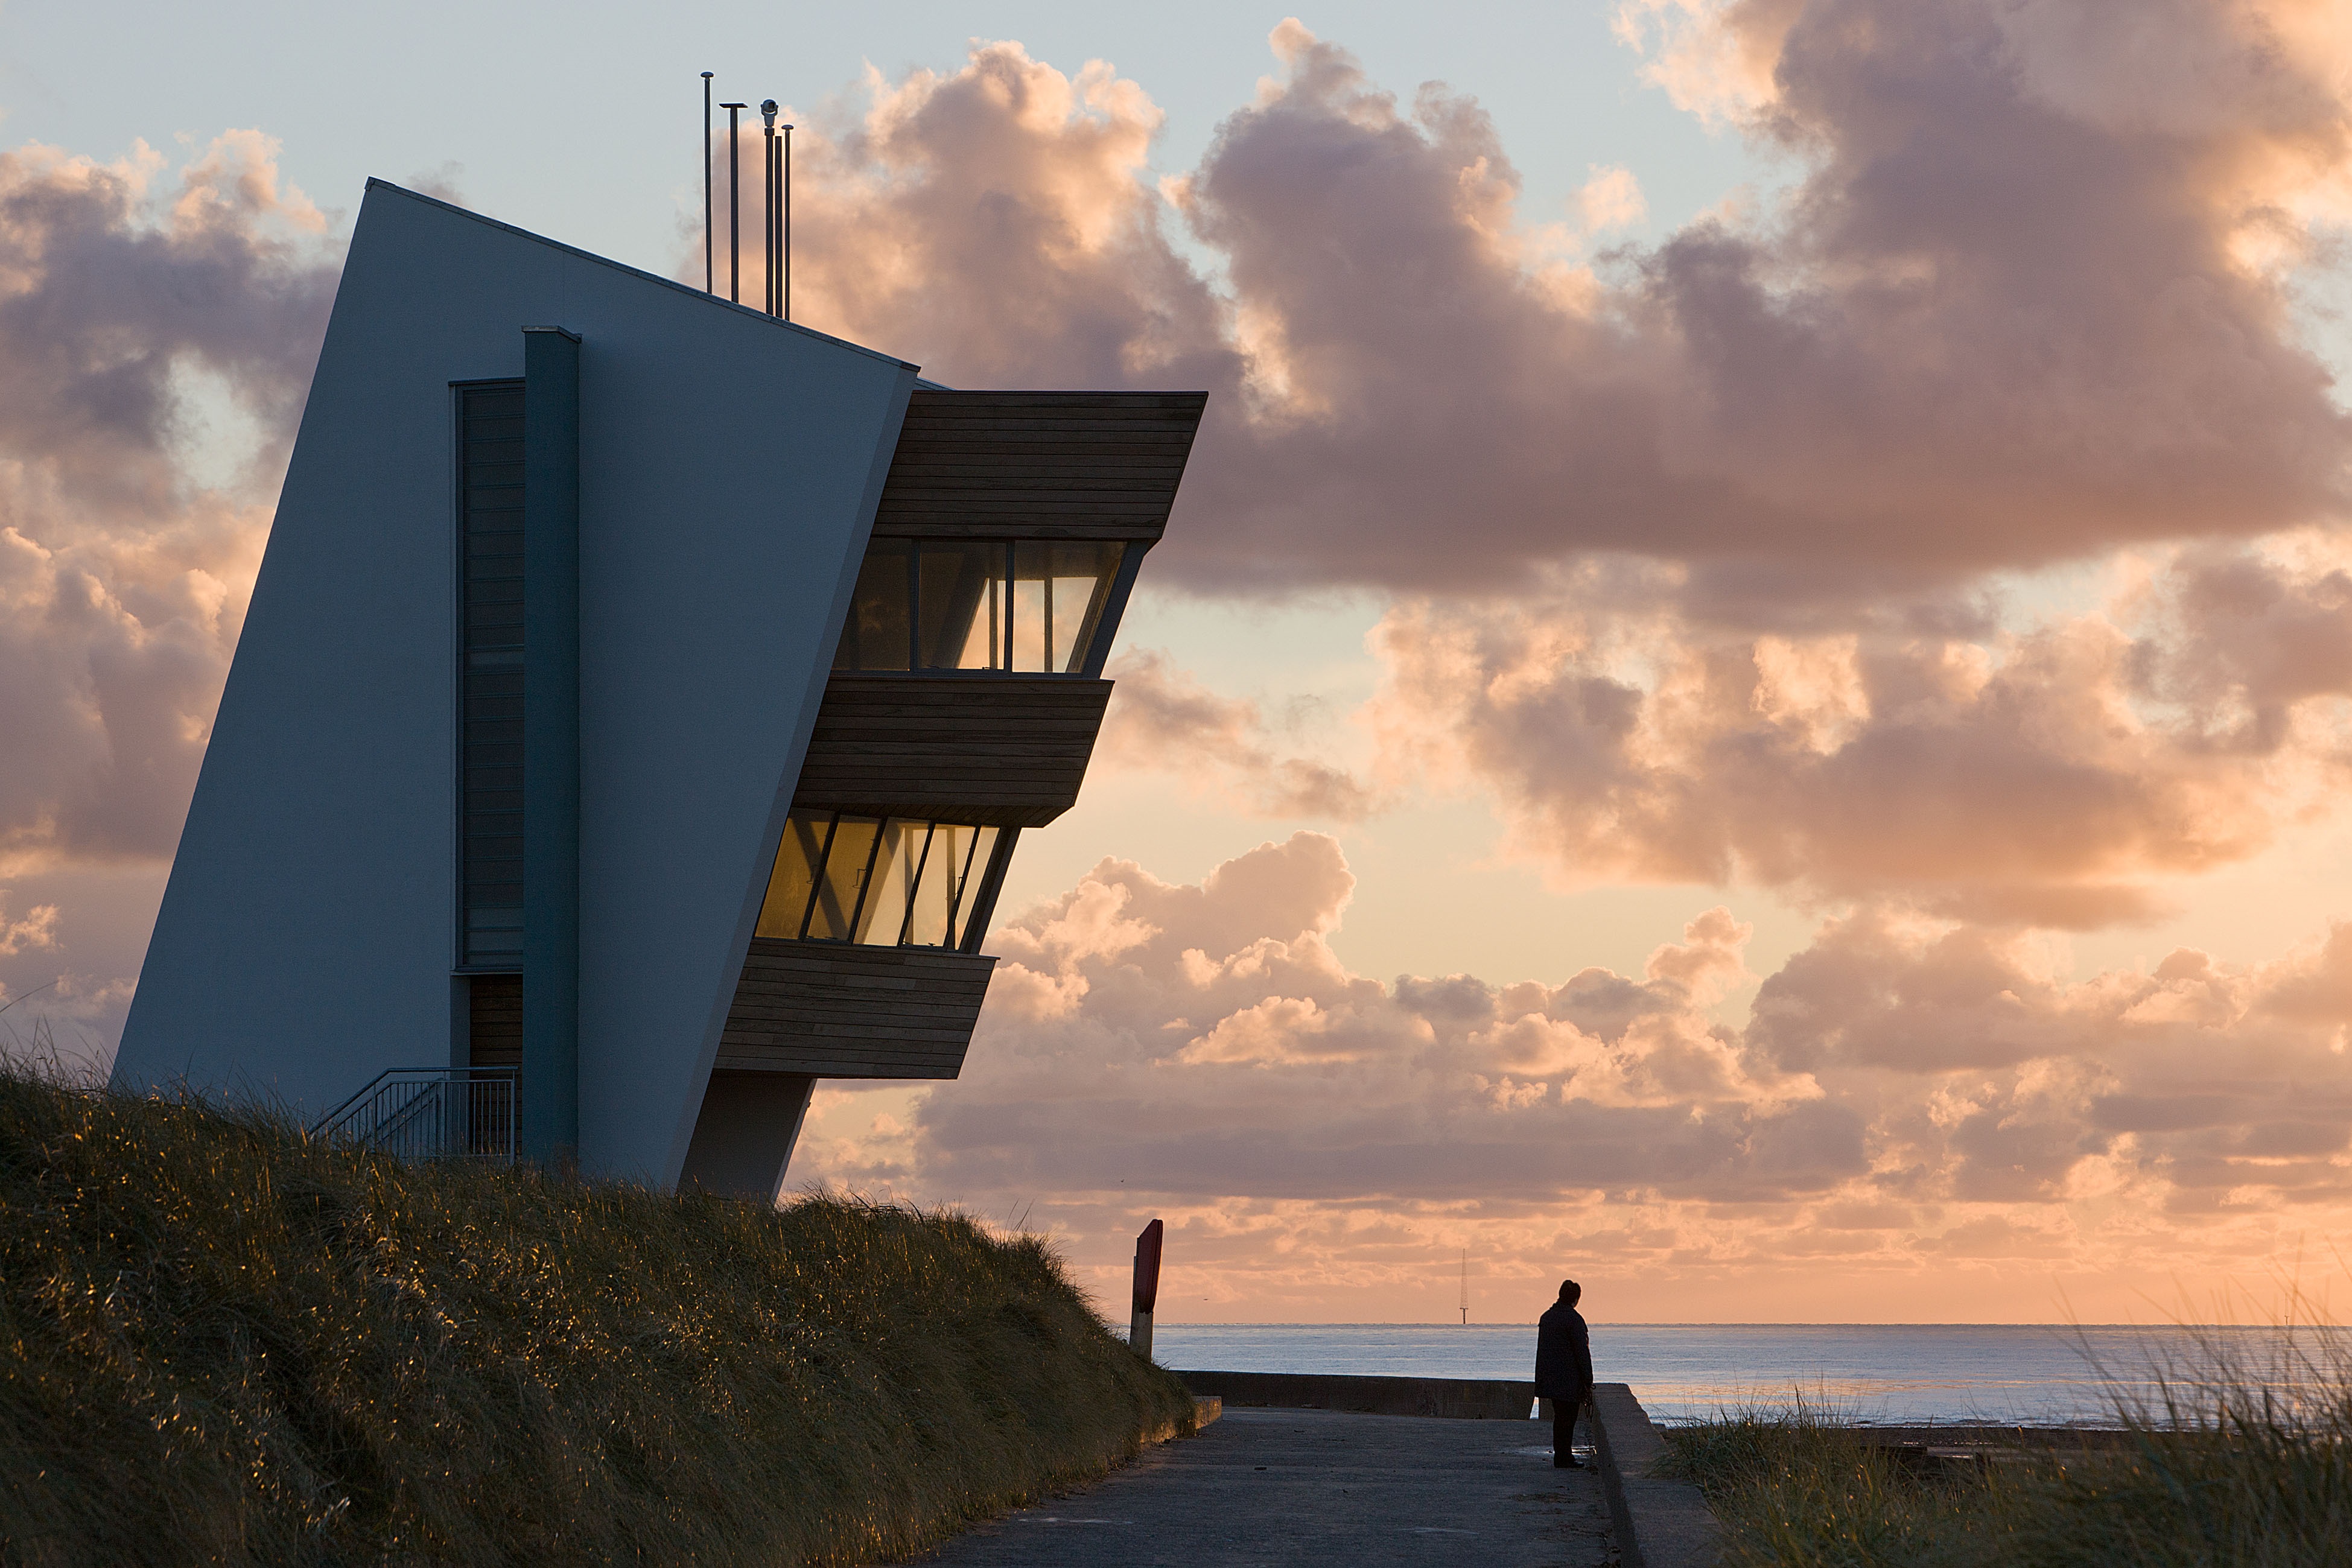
[1662, 1318, 2352, 1568]
[0, 1068, 1192, 1566]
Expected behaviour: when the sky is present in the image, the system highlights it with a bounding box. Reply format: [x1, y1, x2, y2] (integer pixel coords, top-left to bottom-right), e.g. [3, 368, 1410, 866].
[7, 0, 2352, 1326]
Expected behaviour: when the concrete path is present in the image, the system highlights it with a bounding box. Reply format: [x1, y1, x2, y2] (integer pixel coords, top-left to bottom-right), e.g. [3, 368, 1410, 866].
[923, 1408, 1616, 1566]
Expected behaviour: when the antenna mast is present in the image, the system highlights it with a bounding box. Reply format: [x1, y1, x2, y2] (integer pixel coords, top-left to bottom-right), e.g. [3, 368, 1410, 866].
[721, 103, 746, 303]
[761, 101, 779, 316]
[783, 121, 793, 323]
[701, 73, 714, 293]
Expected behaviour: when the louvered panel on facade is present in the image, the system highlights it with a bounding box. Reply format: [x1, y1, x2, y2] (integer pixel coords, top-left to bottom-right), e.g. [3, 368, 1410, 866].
[459, 382, 525, 969]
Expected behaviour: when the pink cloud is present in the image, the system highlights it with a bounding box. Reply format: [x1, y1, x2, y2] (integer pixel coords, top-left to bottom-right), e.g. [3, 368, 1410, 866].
[1095, 649, 1377, 821]
[771, 11, 2352, 597]
[790, 836, 2352, 1318]
[1361, 542, 2352, 924]
[0, 17, 2344, 1318]
[0, 133, 336, 873]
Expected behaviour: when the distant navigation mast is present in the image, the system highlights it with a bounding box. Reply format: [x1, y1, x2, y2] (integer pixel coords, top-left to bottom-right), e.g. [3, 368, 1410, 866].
[1458, 1249, 1468, 1325]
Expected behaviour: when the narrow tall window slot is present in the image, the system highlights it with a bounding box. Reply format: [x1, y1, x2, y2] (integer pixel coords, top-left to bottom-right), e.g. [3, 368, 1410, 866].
[459, 381, 526, 969]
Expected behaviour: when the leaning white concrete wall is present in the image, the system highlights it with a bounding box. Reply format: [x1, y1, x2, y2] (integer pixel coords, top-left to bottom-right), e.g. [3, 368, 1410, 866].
[115, 183, 914, 1189]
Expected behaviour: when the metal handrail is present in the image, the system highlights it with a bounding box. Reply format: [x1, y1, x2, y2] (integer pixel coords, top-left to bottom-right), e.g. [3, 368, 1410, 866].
[312, 1068, 518, 1163]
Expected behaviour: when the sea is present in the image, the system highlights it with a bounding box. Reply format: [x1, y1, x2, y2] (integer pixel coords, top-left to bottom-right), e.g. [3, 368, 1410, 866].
[1149, 1323, 2338, 1426]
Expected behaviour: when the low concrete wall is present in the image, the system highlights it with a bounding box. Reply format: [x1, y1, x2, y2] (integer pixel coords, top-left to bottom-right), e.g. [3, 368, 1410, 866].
[1175, 1370, 1536, 1420]
[1590, 1383, 1722, 1568]
[1142, 1394, 1225, 1446]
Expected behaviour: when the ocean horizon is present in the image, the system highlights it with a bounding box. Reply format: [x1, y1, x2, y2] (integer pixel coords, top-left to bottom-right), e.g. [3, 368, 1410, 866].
[1148, 1322, 2340, 1425]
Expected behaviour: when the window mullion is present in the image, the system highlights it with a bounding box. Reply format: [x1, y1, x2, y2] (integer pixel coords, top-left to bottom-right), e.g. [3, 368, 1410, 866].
[907, 544, 921, 670]
[900, 822, 936, 945]
[843, 816, 886, 938]
[944, 827, 979, 945]
[799, 812, 839, 941]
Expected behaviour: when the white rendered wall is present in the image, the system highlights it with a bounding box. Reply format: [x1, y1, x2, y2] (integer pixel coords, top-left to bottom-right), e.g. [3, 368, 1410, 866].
[114, 183, 915, 1187]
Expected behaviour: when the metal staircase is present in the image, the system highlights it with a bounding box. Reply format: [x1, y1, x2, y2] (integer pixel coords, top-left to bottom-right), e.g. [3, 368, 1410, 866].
[311, 1068, 518, 1162]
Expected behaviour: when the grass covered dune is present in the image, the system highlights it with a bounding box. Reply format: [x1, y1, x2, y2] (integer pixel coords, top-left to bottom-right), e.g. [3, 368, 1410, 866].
[0, 1072, 1194, 1565]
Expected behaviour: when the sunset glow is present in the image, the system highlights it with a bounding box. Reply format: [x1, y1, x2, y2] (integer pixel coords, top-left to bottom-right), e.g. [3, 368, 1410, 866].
[8, 1, 2352, 1325]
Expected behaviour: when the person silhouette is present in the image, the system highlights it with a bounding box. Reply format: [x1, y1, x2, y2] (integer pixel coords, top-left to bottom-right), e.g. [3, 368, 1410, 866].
[1534, 1278, 1594, 1469]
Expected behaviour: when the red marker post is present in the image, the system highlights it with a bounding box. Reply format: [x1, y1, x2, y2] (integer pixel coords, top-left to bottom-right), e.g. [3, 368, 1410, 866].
[1130, 1219, 1164, 1361]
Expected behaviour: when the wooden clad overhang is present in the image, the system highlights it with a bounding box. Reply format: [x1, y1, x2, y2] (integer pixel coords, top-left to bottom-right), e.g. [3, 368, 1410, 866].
[718, 941, 997, 1079]
[792, 674, 1112, 830]
[720, 389, 1202, 1083]
[871, 388, 1207, 543]
[790, 387, 1209, 833]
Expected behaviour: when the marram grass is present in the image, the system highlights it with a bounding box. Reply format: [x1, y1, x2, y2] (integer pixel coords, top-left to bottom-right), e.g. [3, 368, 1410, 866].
[0, 1069, 1193, 1566]
[1662, 1327, 2352, 1568]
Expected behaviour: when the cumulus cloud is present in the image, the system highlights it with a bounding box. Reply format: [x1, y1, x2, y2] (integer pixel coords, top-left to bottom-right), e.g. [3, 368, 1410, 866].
[817, 834, 1834, 1214]
[1095, 648, 1377, 820]
[725, 15, 2352, 1310]
[710, 13, 2352, 932]
[746, 43, 1234, 393]
[1575, 164, 1649, 233]
[1359, 542, 2352, 924]
[770, 7, 2352, 598]
[0, 894, 59, 958]
[1613, 0, 1808, 124]
[1750, 906, 2352, 1217]
[792, 837, 2352, 1314]
[0, 132, 337, 873]
[0, 13, 2341, 1313]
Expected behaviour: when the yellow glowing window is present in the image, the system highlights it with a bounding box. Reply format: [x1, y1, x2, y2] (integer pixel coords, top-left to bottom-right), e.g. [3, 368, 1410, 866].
[754, 810, 1006, 951]
[754, 813, 827, 939]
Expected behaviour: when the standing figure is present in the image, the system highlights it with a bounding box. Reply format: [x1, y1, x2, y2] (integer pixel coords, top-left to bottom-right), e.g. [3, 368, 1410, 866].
[1534, 1278, 1594, 1470]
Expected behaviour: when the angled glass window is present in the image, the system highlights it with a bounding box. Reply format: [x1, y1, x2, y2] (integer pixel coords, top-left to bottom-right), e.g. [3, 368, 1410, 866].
[906, 822, 994, 945]
[754, 814, 828, 939]
[1012, 540, 1123, 673]
[806, 815, 882, 940]
[833, 541, 912, 671]
[833, 538, 1133, 676]
[917, 543, 1003, 670]
[857, 820, 921, 944]
[755, 809, 1005, 951]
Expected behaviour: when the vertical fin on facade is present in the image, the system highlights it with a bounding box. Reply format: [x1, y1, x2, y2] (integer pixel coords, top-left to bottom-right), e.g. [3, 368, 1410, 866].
[520, 326, 582, 1164]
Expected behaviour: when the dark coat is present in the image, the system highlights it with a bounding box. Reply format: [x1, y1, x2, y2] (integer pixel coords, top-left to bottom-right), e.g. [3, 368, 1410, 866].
[1534, 1303, 1593, 1399]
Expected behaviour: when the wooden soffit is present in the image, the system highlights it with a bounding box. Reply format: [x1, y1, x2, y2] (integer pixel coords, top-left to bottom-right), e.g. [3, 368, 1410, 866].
[871, 389, 1209, 544]
[791, 673, 1114, 830]
[718, 939, 997, 1079]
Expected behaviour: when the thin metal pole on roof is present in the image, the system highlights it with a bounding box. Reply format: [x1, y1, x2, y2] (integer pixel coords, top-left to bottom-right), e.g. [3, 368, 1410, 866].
[722, 103, 746, 303]
[701, 73, 714, 293]
[761, 101, 778, 317]
[783, 122, 793, 323]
